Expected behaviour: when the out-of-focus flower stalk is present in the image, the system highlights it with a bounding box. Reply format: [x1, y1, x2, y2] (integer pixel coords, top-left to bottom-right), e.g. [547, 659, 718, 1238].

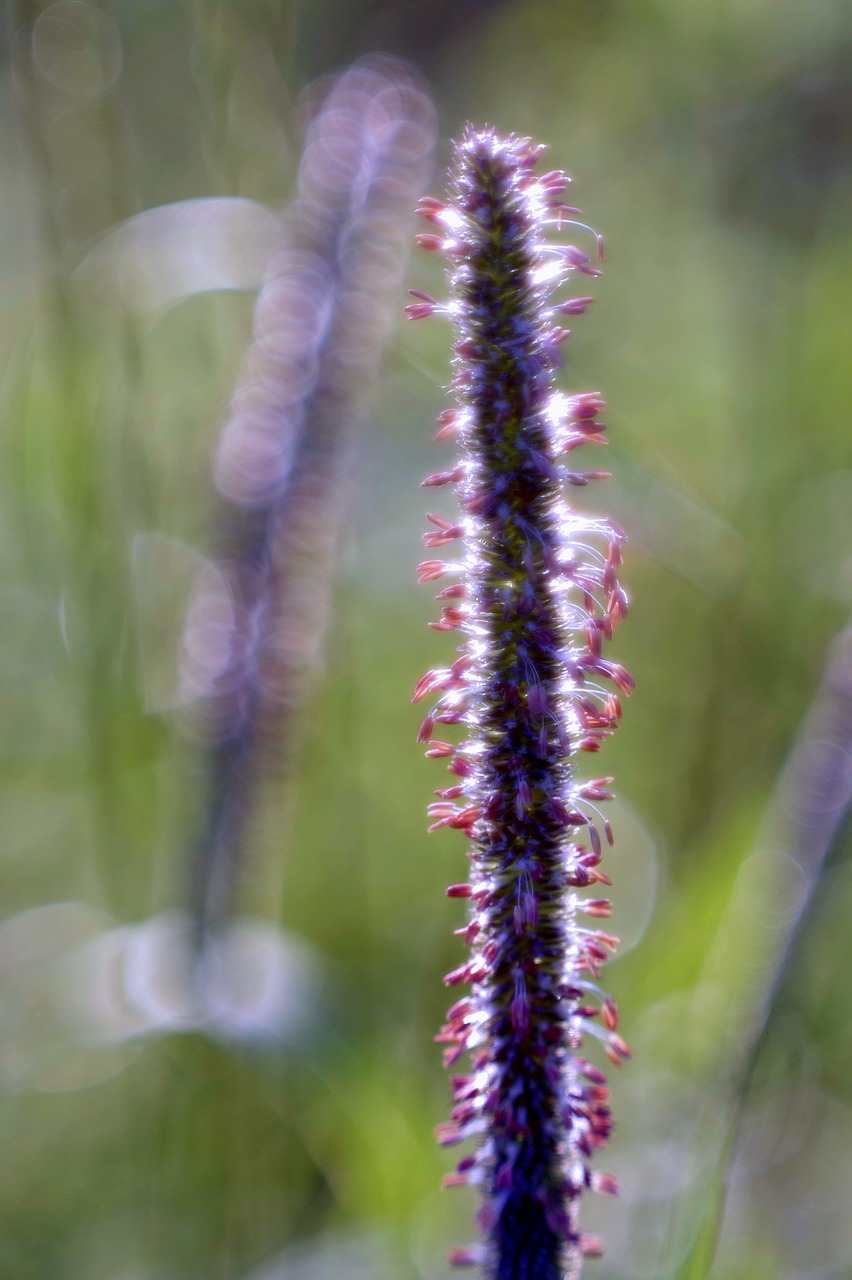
[680, 620, 852, 1278]
[412, 127, 631, 1279]
[184, 57, 435, 945]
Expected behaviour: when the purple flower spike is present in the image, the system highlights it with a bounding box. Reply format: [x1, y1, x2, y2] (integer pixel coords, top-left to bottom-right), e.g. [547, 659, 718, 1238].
[183, 58, 436, 946]
[414, 128, 631, 1278]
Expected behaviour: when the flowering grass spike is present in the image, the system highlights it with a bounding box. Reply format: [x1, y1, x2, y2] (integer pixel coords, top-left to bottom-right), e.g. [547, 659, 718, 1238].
[182, 59, 434, 945]
[412, 128, 632, 1279]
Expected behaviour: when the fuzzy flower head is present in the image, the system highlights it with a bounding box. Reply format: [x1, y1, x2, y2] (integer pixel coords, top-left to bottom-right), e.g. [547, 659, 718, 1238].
[412, 128, 631, 1279]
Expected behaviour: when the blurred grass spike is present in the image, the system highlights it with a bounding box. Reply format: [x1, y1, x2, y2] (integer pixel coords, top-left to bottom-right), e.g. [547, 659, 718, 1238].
[414, 127, 630, 1279]
[184, 56, 436, 949]
[675, 620, 852, 1280]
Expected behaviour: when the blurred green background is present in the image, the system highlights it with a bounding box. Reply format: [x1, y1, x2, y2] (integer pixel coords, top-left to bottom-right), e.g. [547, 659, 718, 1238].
[3, 1, 852, 1277]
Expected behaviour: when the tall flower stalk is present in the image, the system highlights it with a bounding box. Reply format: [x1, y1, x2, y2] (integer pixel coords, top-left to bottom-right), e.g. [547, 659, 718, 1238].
[183, 58, 435, 946]
[412, 128, 631, 1278]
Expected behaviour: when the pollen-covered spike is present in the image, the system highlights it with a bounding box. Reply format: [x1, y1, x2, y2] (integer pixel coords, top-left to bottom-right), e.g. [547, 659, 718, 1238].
[413, 126, 628, 1280]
